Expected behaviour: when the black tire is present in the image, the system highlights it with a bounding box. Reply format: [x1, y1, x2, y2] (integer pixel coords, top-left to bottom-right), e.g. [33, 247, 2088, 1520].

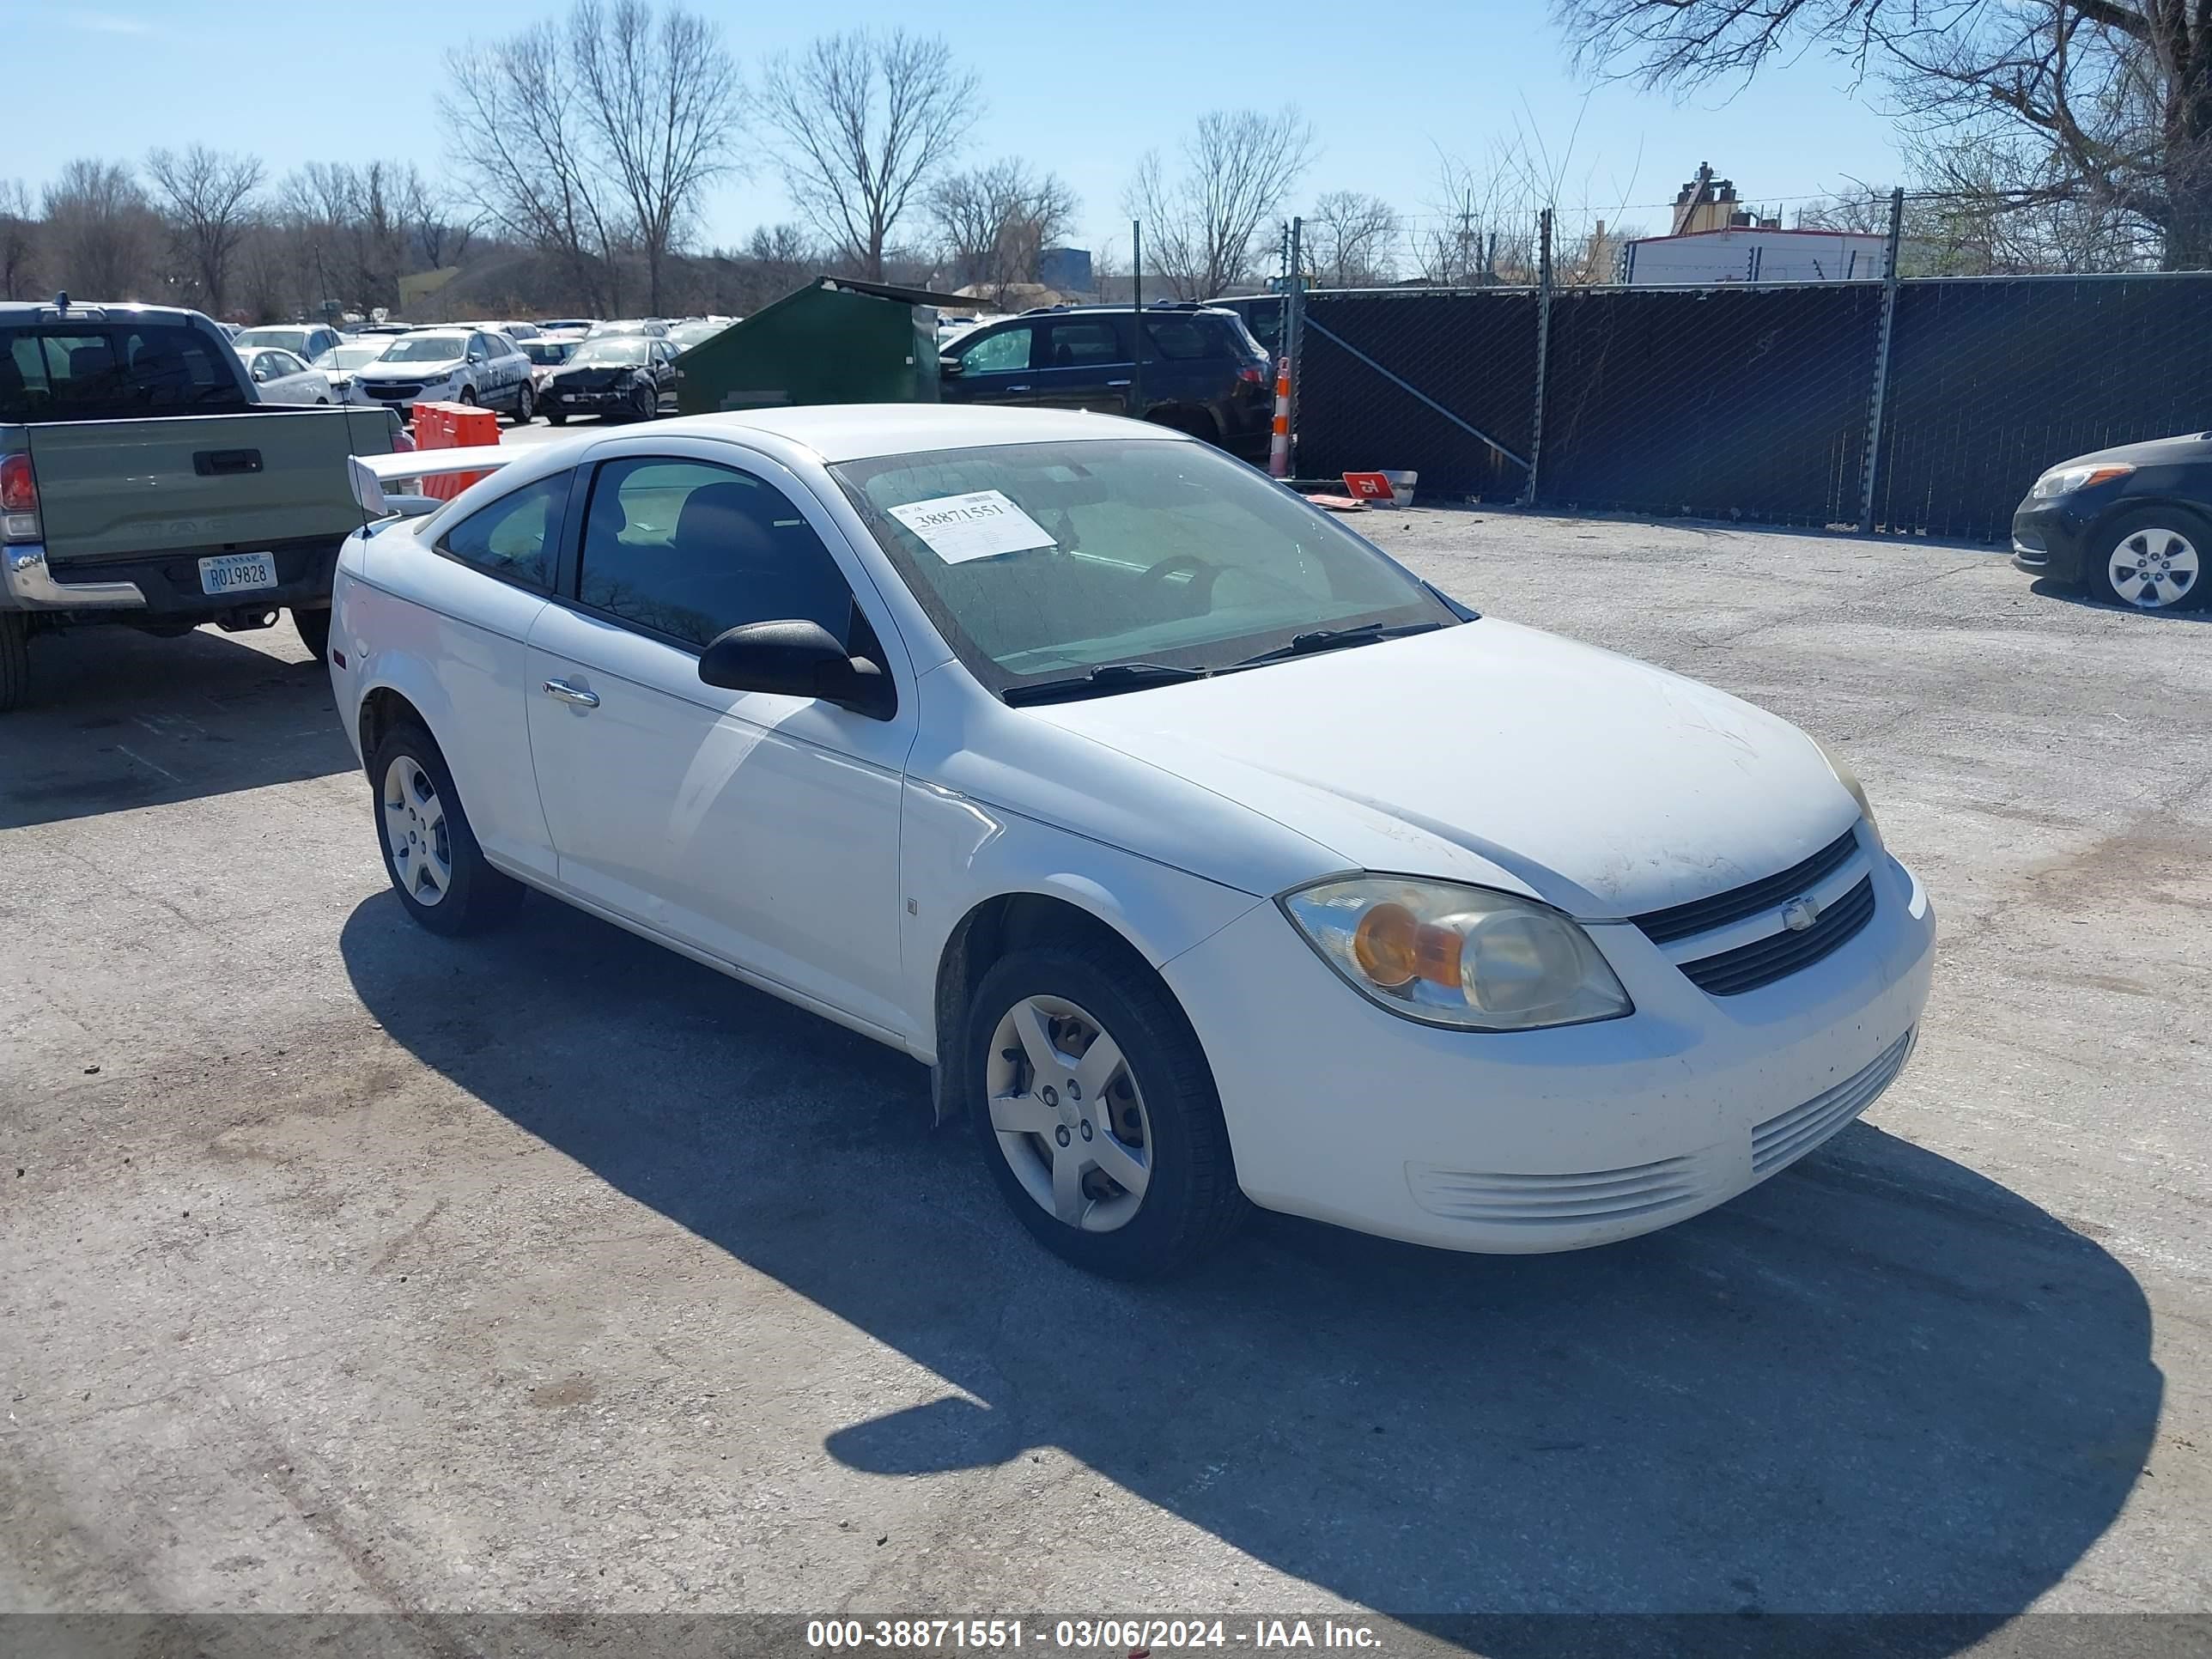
[0, 611, 27, 714]
[366, 720, 525, 937]
[458, 386, 478, 407]
[509, 384, 534, 426]
[546, 410, 568, 427]
[2088, 505, 2209, 611]
[965, 940, 1247, 1279]
[631, 382, 656, 421]
[292, 605, 331, 664]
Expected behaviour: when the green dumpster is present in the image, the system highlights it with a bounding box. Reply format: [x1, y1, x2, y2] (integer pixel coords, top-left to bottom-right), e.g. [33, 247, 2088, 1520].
[672, 276, 978, 416]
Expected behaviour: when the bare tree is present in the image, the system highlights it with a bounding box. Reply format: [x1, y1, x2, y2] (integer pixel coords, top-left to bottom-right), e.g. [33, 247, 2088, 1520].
[1553, 0, 2212, 270]
[1126, 109, 1316, 298]
[42, 160, 156, 299]
[1307, 189, 1401, 286]
[568, 0, 742, 313]
[928, 158, 1077, 300]
[400, 166, 474, 270]
[762, 29, 981, 280]
[143, 145, 264, 315]
[0, 179, 37, 301]
[447, 22, 628, 313]
[1411, 149, 1530, 285]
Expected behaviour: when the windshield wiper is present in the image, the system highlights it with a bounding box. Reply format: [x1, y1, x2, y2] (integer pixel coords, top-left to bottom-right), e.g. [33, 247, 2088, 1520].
[1227, 620, 1445, 670]
[1002, 661, 1212, 706]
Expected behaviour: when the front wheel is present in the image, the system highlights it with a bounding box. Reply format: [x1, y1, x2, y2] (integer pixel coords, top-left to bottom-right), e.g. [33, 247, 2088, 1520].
[631, 382, 656, 421]
[966, 941, 1246, 1278]
[2092, 507, 2207, 610]
[546, 410, 568, 427]
[367, 720, 524, 937]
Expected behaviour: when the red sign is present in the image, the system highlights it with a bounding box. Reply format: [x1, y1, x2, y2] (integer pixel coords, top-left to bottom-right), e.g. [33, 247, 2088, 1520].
[1340, 471, 1393, 500]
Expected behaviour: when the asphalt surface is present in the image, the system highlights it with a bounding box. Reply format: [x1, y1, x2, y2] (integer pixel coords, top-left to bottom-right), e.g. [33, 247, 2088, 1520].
[3, 477, 2209, 1647]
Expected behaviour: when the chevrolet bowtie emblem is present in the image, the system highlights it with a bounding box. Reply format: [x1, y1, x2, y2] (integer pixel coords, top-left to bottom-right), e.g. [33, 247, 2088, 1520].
[1780, 896, 1822, 933]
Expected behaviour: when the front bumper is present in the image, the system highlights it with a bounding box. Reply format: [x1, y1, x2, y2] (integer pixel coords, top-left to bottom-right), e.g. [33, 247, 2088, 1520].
[1, 539, 341, 619]
[1161, 846, 1936, 1254]
[545, 386, 634, 410]
[2010, 493, 2106, 582]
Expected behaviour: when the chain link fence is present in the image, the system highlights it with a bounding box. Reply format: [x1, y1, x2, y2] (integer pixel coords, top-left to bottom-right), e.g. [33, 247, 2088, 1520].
[1223, 270, 2212, 542]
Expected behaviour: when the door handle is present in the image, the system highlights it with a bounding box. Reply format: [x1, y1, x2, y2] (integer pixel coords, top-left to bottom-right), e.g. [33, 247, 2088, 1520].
[1004, 384, 1031, 392]
[542, 678, 599, 708]
[1106, 379, 1132, 388]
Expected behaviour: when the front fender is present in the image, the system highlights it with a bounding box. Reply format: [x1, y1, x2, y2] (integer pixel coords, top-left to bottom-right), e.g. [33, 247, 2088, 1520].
[898, 777, 1266, 1068]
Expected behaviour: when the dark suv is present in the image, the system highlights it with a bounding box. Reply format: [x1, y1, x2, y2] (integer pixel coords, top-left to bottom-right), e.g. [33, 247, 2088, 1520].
[937, 303, 1274, 461]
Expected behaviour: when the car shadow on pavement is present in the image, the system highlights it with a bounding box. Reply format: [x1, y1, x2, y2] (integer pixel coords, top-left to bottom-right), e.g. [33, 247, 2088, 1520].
[0, 622, 352, 830]
[341, 890, 2160, 1647]
[2027, 576, 2212, 621]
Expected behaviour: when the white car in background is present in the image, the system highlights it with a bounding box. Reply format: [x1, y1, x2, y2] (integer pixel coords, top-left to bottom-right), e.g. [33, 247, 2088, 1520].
[313, 338, 393, 402]
[237, 345, 334, 404]
[349, 328, 536, 424]
[332, 405, 1934, 1279]
[234, 323, 344, 362]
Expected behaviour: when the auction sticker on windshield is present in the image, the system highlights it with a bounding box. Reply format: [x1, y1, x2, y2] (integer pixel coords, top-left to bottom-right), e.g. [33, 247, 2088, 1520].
[887, 489, 1054, 563]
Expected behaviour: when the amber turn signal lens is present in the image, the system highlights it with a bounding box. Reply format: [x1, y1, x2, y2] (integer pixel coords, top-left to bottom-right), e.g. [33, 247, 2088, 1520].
[1352, 902, 1419, 987]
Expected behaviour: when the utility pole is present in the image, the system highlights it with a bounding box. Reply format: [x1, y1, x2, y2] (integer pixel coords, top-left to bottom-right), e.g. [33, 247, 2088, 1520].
[1129, 218, 1144, 419]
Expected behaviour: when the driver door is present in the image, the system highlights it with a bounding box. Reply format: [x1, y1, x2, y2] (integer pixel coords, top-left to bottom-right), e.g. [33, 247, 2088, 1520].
[523, 444, 917, 1040]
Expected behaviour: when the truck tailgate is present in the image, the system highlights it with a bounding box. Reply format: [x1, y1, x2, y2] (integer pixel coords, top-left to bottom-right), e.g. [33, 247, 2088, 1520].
[27, 407, 395, 564]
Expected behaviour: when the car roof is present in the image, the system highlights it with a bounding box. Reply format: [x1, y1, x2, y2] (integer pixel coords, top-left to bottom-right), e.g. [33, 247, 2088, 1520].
[648, 404, 1194, 464]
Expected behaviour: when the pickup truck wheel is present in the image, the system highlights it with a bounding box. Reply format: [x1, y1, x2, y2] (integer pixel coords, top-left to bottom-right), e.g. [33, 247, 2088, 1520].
[292, 606, 331, 664]
[0, 612, 27, 714]
[368, 721, 524, 937]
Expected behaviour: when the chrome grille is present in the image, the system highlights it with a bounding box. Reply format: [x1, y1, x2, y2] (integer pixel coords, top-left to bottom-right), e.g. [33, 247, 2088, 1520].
[1752, 1029, 1915, 1174]
[1678, 874, 1876, 996]
[1632, 826, 1861, 945]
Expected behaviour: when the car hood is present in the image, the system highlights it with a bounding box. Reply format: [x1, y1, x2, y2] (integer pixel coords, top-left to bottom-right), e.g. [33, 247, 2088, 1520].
[358, 357, 461, 381]
[550, 365, 639, 386]
[1018, 618, 1858, 918]
[2054, 429, 2212, 470]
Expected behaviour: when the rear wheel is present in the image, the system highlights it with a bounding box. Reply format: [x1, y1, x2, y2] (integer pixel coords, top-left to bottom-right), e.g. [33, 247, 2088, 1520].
[510, 384, 534, 426]
[967, 940, 1247, 1278]
[2093, 507, 2207, 611]
[367, 720, 524, 937]
[292, 605, 331, 664]
[0, 611, 27, 713]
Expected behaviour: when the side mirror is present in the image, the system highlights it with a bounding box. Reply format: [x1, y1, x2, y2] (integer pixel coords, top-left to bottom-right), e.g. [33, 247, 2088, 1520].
[697, 619, 896, 720]
[939, 358, 963, 379]
[252, 366, 270, 383]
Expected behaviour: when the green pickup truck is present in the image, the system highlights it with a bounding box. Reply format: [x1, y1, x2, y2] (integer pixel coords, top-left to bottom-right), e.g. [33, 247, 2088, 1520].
[1, 298, 399, 711]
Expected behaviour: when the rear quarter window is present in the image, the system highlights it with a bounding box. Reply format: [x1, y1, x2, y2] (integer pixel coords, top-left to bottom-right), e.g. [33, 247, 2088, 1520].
[1145, 317, 1237, 362]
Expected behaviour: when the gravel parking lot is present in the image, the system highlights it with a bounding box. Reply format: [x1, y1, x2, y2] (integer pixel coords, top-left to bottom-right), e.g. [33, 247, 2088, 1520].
[3, 499, 2208, 1640]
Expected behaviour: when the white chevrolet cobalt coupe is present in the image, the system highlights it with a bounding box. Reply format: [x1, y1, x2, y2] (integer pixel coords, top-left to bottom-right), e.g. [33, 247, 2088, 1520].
[332, 406, 1934, 1278]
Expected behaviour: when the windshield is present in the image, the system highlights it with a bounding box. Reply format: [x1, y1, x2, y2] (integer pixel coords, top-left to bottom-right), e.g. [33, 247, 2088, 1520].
[522, 340, 576, 365]
[568, 340, 647, 367]
[380, 334, 467, 363]
[831, 438, 1455, 694]
[318, 343, 389, 370]
[234, 328, 311, 354]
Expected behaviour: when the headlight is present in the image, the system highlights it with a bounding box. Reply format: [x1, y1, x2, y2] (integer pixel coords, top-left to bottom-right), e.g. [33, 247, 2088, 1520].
[2031, 461, 2134, 498]
[1812, 737, 1881, 844]
[1280, 876, 1632, 1032]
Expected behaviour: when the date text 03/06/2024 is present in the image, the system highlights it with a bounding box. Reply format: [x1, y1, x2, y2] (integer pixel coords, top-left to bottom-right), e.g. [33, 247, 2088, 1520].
[805, 1620, 1385, 1651]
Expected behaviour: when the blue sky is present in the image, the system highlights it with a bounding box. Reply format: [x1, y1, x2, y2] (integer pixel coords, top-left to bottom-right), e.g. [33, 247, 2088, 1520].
[17, 0, 1906, 256]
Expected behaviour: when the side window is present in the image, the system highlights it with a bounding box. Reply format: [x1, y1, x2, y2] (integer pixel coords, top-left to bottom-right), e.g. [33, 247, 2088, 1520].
[953, 325, 1032, 375]
[435, 471, 568, 592]
[1042, 319, 1126, 368]
[1144, 318, 1226, 361]
[578, 458, 857, 653]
